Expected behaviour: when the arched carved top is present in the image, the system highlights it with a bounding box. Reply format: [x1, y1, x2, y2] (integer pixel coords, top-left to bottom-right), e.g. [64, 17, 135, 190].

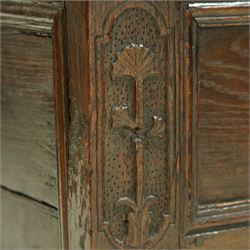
[95, 1, 175, 249]
[103, 1, 169, 37]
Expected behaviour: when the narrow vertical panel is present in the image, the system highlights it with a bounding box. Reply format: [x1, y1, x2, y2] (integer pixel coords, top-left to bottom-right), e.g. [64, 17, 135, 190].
[88, 1, 179, 249]
[65, 2, 91, 249]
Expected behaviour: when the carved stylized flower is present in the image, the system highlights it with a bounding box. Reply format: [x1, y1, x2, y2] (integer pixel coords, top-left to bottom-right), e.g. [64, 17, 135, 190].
[107, 44, 167, 249]
[112, 44, 160, 80]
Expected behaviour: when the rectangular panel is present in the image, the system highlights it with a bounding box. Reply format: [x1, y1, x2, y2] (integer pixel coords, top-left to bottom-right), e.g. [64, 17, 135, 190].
[180, 2, 250, 249]
[84, 1, 180, 249]
[99, 7, 172, 246]
[198, 26, 249, 204]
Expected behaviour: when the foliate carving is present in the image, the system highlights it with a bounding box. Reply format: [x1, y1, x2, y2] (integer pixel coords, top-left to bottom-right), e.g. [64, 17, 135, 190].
[112, 45, 164, 139]
[112, 45, 160, 81]
[97, 4, 173, 249]
[110, 45, 168, 248]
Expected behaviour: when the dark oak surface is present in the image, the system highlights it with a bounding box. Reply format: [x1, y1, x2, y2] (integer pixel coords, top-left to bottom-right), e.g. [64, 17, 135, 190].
[1, 1, 249, 250]
[87, 1, 179, 249]
[180, 2, 249, 249]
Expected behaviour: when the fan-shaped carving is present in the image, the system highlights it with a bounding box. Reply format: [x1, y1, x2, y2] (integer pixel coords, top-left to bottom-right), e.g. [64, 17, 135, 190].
[112, 44, 160, 81]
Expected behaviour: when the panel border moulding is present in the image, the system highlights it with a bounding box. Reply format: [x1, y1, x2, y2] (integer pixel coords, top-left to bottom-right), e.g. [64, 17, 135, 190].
[179, 1, 250, 247]
[91, 1, 180, 249]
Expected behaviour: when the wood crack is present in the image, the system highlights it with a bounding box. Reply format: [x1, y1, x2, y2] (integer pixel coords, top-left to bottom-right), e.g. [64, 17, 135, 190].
[0, 185, 58, 211]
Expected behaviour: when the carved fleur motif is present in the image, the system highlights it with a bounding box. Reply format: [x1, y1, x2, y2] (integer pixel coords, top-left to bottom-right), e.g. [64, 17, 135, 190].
[112, 44, 160, 81]
[106, 44, 169, 249]
[112, 106, 165, 139]
[115, 196, 158, 247]
[112, 44, 164, 138]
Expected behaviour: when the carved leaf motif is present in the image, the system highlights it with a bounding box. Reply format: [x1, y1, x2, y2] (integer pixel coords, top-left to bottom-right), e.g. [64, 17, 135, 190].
[108, 44, 167, 249]
[112, 105, 137, 130]
[148, 116, 165, 138]
[112, 44, 160, 80]
[115, 195, 159, 248]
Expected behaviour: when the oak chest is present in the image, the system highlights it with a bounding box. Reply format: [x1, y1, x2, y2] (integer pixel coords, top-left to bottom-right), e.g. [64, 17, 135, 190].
[1, 1, 249, 249]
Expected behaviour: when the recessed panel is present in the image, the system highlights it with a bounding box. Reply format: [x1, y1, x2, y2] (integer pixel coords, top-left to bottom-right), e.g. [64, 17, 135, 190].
[198, 26, 249, 204]
[94, 2, 177, 248]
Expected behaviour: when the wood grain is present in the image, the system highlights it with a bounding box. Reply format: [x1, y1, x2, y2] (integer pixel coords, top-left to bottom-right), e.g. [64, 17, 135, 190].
[52, 8, 69, 250]
[2, 1, 249, 250]
[198, 25, 249, 204]
[1, 2, 68, 248]
[65, 2, 91, 249]
[180, 3, 250, 249]
[1, 32, 58, 207]
[0, 188, 60, 249]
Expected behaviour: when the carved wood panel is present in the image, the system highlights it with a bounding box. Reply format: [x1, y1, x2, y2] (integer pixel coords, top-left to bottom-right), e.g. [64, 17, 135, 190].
[93, 2, 177, 249]
[3, 1, 249, 250]
[180, 2, 250, 249]
[67, 1, 249, 249]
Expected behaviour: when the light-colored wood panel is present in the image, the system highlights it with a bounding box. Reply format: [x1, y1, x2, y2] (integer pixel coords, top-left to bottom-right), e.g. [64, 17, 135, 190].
[1, 31, 58, 207]
[0, 188, 60, 249]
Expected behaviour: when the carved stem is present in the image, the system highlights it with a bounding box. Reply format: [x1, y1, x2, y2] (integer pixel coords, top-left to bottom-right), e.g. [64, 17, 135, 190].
[135, 77, 144, 128]
[135, 77, 144, 208]
[135, 139, 143, 208]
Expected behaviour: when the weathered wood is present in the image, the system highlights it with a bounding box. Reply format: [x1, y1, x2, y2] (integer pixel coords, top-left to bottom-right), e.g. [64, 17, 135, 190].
[65, 2, 91, 249]
[1, 31, 58, 207]
[0, 188, 60, 249]
[1, 2, 68, 248]
[0, 1, 63, 37]
[52, 6, 69, 249]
